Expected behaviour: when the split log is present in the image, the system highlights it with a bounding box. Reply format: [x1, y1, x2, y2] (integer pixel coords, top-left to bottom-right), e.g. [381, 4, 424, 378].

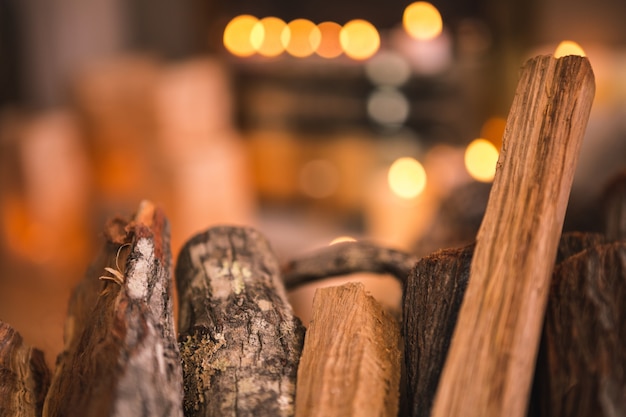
[282, 241, 417, 290]
[295, 282, 401, 417]
[0, 321, 50, 417]
[402, 244, 473, 417]
[531, 242, 626, 417]
[175, 226, 305, 417]
[431, 55, 595, 417]
[43, 201, 184, 417]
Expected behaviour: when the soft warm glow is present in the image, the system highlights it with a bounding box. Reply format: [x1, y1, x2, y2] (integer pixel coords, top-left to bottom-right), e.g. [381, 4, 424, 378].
[464, 139, 499, 182]
[480, 116, 506, 148]
[340, 19, 380, 60]
[299, 159, 339, 198]
[366, 51, 411, 86]
[367, 88, 410, 126]
[282, 19, 321, 58]
[316, 21, 343, 58]
[388, 157, 427, 199]
[329, 236, 357, 245]
[554, 40, 586, 58]
[223, 15, 260, 57]
[252, 17, 287, 57]
[403, 2, 443, 41]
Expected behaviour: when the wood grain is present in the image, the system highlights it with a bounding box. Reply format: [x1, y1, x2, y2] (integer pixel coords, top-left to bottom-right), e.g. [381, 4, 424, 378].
[0, 321, 50, 417]
[431, 55, 596, 417]
[295, 282, 401, 417]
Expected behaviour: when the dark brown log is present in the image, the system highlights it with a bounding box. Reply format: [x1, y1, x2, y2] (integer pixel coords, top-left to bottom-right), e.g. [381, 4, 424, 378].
[295, 282, 401, 417]
[0, 321, 50, 417]
[402, 244, 473, 417]
[532, 242, 626, 417]
[176, 226, 305, 417]
[282, 241, 417, 290]
[602, 169, 626, 241]
[556, 231, 606, 264]
[43, 201, 184, 417]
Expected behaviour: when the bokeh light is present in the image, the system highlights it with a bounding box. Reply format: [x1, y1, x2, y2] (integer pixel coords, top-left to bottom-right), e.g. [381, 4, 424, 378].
[403, 2, 443, 41]
[340, 19, 380, 60]
[464, 139, 499, 182]
[329, 236, 357, 245]
[282, 19, 321, 58]
[554, 40, 586, 58]
[366, 51, 411, 86]
[367, 88, 410, 126]
[316, 21, 343, 58]
[223, 15, 260, 57]
[388, 157, 427, 199]
[299, 159, 339, 198]
[252, 17, 287, 57]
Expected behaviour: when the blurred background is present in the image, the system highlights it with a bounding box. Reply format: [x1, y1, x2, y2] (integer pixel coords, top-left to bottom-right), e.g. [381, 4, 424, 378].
[1, 0, 625, 366]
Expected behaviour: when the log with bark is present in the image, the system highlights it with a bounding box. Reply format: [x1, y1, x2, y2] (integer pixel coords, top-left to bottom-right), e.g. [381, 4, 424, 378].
[0, 321, 50, 417]
[42, 200, 184, 417]
[175, 226, 305, 417]
[295, 282, 401, 417]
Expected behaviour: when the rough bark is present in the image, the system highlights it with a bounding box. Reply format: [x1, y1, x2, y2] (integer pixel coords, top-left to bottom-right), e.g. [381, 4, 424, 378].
[402, 244, 473, 417]
[175, 226, 305, 417]
[42, 200, 183, 417]
[295, 282, 401, 417]
[431, 55, 595, 417]
[0, 321, 50, 417]
[531, 242, 626, 417]
[282, 241, 417, 290]
[556, 231, 606, 264]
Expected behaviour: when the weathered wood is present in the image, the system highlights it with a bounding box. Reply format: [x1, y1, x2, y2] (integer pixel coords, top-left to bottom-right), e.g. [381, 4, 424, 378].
[176, 226, 305, 417]
[431, 55, 595, 417]
[282, 241, 417, 290]
[556, 231, 606, 263]
[295, 282, 401, 417]
[43, 201, 184, 417]
[0, 321, 50, 417]
[533, 242, 626, 417]
[602, 169, 626, 241]
[402, 245, 473, 417]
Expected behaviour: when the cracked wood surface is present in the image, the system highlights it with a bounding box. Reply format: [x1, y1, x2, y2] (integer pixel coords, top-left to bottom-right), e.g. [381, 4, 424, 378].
[176, 226, 305, 417]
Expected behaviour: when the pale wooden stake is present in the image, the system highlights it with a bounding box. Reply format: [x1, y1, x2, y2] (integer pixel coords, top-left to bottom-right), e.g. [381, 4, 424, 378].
[295, 282, 401, 417]
[431, 55, 595, 417]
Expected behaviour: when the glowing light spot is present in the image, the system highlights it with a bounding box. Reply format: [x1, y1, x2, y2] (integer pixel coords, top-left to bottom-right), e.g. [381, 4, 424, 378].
[316, 21, 343, 58]
[366, 51, 411, 86]
[388, 157, 427, 199]
[299, 159, 339, 199]
[480, 116, 506, 148]
[329, 236, 357, 245]
[464, 139, 499, 182]
[403, 2, 443, 41]
[340, 19, 380, 60]
[252, 17, 287, 57]
[282, 19, 321, 58]
[223, 15, 260, 57]
[367, 88, 410, 126]
[554, 40, 586, 58]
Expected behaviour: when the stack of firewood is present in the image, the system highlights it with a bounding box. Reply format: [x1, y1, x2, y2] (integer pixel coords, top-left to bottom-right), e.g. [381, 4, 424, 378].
[1, 55, 624, 417]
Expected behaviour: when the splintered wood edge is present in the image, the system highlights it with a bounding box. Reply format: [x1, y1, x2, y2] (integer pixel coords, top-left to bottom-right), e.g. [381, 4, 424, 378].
[295, 282, 401, 417]
[431, 55, 595, 417]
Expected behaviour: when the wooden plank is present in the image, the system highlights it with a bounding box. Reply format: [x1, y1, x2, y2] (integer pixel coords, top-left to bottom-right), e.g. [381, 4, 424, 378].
[0, 320, 50, 417]
[431, 55, 596, 417]
[175, 226, 305, 417]
[295, 282, 401, 417]
[42, 201, 183, 417]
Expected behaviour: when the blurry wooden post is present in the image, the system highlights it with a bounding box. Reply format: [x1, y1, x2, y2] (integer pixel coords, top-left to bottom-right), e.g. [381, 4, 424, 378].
[42, 201, 183, 417]
[431, 55, 595, 417]
[0, 321, 50, 417]
[295, 282, 401, 417]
